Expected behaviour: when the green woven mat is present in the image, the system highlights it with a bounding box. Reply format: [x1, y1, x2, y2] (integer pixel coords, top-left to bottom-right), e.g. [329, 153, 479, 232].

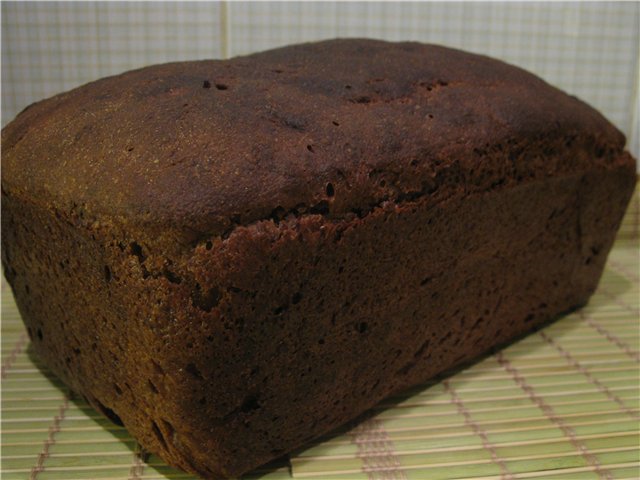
[2, 190, 638, 480]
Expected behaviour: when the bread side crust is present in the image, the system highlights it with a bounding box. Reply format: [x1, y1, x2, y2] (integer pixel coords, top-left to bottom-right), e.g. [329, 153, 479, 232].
[1, 157, 635, 477]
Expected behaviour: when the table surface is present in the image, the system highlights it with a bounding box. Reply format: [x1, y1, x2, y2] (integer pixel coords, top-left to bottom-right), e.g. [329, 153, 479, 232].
[2, 191, 638, 480]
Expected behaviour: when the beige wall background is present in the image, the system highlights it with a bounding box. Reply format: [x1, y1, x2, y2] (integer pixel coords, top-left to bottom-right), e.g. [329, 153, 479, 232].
[2, 1, 639, 161]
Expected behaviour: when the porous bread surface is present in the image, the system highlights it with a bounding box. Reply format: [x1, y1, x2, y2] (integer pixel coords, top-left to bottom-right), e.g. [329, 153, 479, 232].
[0, 38, 627, 243]
[1, 39, 637, 479]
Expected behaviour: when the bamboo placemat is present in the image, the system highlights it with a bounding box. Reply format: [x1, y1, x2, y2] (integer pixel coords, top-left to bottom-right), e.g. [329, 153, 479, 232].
[2, 189, 638, 480]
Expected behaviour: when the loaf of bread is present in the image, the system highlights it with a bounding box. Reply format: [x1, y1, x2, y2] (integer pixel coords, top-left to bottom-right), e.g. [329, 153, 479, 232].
[1, 39, 636, 478]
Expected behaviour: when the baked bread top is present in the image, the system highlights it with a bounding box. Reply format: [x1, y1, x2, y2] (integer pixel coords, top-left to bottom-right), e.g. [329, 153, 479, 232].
[1, 39, 628, 241]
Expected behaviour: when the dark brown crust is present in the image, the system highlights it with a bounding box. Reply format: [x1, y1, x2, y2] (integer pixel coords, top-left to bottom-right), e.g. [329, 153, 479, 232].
[0, 39, 627, 245]
[1, 39, 637, 478]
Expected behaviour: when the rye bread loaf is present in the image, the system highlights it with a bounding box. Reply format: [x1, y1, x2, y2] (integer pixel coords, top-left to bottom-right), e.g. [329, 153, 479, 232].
[1, 39, 636, 478]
